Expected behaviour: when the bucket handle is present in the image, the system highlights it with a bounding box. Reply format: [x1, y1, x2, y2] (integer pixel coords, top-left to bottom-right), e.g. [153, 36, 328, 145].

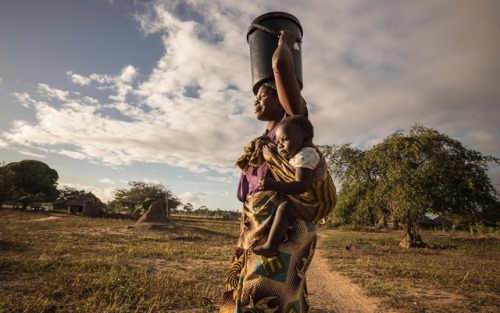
[251, 23, 302, 43]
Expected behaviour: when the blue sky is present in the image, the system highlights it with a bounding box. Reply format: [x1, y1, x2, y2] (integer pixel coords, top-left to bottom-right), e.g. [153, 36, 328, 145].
[1, 0, 499, 211]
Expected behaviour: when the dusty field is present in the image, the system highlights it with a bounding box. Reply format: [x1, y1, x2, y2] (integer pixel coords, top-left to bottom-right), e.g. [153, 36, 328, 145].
[316, 228, 499, 313]
[0, 209, 498, 312]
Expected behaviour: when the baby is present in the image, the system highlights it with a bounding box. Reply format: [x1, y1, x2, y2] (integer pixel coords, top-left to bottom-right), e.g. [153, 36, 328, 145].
[253, 115, 329, 257]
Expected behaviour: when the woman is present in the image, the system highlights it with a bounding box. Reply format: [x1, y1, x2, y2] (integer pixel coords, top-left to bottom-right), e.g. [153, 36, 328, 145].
[219, 30, 315, 312]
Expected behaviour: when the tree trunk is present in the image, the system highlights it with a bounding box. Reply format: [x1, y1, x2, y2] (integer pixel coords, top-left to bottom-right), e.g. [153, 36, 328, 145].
[399, 223, 426, 248]
[165, 200, 170, 218]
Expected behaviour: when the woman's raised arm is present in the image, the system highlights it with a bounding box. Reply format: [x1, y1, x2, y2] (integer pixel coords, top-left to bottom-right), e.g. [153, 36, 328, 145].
[272, 30, 305, 116]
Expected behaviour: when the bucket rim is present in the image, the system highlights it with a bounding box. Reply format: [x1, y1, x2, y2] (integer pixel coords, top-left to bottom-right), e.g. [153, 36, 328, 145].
[246, 11, 303, 41]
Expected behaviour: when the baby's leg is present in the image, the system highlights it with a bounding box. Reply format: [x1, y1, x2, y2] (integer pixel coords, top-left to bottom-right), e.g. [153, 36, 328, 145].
[253, 200, 300, 257]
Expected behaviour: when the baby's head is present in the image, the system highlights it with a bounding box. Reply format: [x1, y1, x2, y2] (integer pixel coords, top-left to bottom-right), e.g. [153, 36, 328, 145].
[275, 115, 314, 159]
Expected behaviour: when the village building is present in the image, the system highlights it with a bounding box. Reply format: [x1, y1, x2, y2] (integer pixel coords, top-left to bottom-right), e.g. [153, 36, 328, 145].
[53, 192, 106, 217]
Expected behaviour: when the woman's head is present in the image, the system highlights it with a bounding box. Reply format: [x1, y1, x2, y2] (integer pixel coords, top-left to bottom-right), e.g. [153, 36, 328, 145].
[254, 82, 284, 122]
[275, 115, 314, 159]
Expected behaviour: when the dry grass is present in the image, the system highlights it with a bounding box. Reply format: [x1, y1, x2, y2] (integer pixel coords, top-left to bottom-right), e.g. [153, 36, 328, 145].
[1, 209, 499, 312]
[319, 227, 500, 313]
[0, 209, 240, 313]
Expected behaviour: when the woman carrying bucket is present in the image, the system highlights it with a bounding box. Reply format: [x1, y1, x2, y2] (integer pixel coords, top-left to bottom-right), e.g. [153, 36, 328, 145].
[219, 12, 318, 312]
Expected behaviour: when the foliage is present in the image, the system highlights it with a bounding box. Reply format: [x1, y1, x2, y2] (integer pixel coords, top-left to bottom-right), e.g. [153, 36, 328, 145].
[194, 205, 209, 215]
[3, 160, 59, 209]
[0, 165, 16, 205]
[57, 186, 87, 201]
[183, 202, 193, 213]
[321, 125, 499, 247]
[114, 181, 181, 214]
[106, 199, 119, 212]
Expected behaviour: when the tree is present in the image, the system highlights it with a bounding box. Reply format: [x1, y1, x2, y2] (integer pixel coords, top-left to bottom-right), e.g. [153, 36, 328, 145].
[183, 203, 193, 214]
[322, 125, 499, 248]
[195, 205, 209, 215]
[0, 165, 16, 206]
[319, 144, 378, 225]
[114, 181, 181, 215]
[57, 187, 86, 201]
[5, 160, 59, 209]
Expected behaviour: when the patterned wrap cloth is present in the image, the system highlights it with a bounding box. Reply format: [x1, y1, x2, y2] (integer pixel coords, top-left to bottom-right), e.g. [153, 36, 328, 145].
[261, 143, 337, 223]
[219, 191, 317, 313]
[219, 136, 336, 312]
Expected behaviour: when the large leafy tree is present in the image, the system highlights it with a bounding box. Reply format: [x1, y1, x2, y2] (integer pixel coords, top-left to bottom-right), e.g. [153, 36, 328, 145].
[321, 125, 499, 248]
[5, 160, 59, 209]
[114, 181, 181, 215]
[320, 144, 379, 225]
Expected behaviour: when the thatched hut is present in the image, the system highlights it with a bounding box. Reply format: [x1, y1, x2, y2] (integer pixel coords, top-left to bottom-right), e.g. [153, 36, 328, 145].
[54, 192, 106, 217]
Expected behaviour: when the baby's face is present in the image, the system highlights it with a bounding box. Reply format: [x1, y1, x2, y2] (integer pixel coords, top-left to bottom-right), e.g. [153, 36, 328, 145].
[275, 123, 305, 159]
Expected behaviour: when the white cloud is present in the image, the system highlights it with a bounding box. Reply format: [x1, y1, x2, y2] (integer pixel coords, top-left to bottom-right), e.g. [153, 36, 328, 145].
[18, 150, 46, 159]
[68, 66, 138, 102]
[120, 65, 138, 83]
[89, 73, 114, 84]
[92, 186, 118, 203]
[98, 178, 117, 185]
[59, 183, 90, 190]
[67, 71, 91, 86]
[109, 65, 138, 102]
[2, 0, 499, 184]
[0, 137, 7, 148]
[12, 92, 37, 108]
[37, 84, 70, 101]
[6, 3, 255, 175]
[179, 191, 207, 208]
[58, 149, 88, 160]
[59, 182, 118, 203]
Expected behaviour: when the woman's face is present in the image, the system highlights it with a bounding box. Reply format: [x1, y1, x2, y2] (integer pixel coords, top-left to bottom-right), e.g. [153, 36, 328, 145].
[254, 85, 283, 121]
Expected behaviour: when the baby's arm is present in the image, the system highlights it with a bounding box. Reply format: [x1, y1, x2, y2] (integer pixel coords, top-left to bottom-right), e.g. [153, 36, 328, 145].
[259, 167, 312, 195]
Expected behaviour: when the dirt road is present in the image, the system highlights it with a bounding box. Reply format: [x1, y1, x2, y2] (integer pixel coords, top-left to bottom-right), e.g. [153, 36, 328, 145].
[307, 248, 391, 313]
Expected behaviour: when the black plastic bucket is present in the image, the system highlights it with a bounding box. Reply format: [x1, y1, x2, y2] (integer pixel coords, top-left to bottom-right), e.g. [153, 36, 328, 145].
[247, 12, 303, 95]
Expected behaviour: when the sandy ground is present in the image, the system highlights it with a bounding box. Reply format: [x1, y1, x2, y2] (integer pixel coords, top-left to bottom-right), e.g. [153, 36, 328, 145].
[33, 215, 390, 312]
[307, 248, 392, 313]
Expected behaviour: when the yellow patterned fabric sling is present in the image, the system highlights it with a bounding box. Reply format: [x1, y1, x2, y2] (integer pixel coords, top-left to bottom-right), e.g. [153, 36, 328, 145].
[235, 136, 267, 171]
[236, 137, 337, 223]
[262, 144, 337, 223]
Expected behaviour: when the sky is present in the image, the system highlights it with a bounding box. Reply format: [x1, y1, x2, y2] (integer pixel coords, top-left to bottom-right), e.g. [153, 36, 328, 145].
[1, 0, 499, 211]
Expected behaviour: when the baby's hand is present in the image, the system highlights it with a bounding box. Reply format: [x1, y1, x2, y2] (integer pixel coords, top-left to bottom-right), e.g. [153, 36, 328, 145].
[258, 178, 272, 191]
[255, 136, 270, 150]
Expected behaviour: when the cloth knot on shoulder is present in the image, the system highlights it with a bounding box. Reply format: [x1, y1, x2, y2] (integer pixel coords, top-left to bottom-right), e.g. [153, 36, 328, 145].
[235, 136, 270, 172]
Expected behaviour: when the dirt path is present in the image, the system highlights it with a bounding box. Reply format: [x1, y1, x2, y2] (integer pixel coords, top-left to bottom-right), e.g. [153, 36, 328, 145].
[307, 247, 391, 313]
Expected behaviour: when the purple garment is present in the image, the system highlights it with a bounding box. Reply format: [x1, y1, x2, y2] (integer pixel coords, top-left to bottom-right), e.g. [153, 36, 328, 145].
[237, 122, 281, 202]
[237, 163, 270, 202]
